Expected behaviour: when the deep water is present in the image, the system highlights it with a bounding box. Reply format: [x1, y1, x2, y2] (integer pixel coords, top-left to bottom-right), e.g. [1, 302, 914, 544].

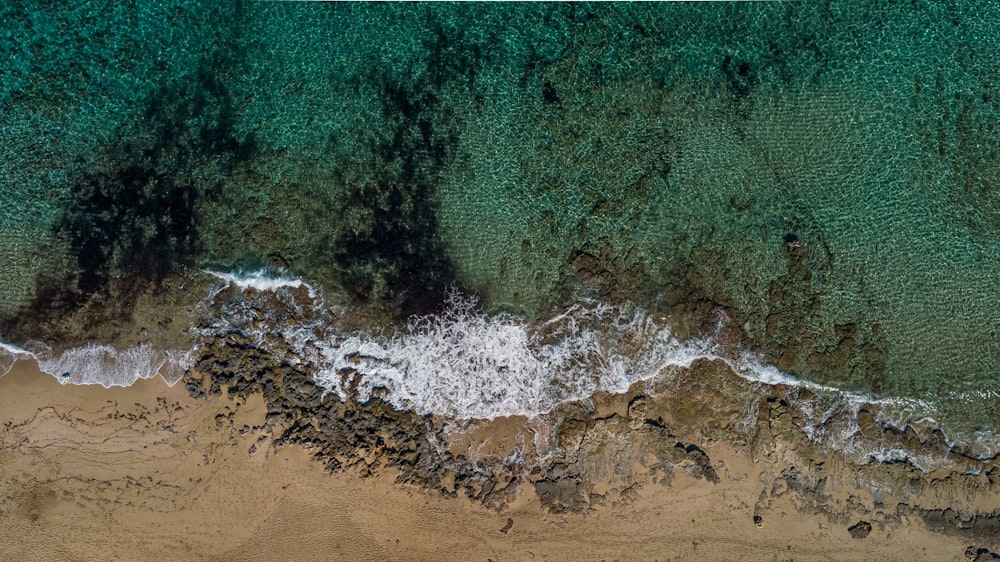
[1, 2, 999, 436]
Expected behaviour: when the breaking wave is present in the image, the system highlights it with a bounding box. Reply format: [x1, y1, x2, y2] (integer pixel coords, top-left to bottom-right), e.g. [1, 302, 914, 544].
[0, 340, 32, 378]
[0, 269, 307, 387]
[203, 268, 317, 296]
[314, 290, 716, 419]
[35, 344, 190, 388]
[194, 271, 980, 466]
[0, 340, 190, 388]
[3, 269, 993, 468]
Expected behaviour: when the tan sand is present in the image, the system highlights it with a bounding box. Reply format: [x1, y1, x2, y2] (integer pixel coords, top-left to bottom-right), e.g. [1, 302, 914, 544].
[0, 360, 976, 561]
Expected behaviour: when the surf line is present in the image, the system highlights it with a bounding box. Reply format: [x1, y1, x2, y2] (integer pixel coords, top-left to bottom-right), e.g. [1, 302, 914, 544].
[0, 269, 977, 468]
[0, 340, 189, 388]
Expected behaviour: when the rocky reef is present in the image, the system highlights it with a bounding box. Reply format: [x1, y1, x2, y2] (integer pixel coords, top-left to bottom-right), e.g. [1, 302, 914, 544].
[183, 297, 1000, 556]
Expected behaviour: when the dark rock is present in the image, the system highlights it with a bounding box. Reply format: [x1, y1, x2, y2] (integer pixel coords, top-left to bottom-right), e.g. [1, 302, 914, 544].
[185, 331, 515, 508]
[180, 323, 1000, 545]
[185, 379, 205, 399]
[848, 520, 872, 539]
[681, 443, 720, 484]
[534, 478, 585, 513]
[267, 253, 289, 271]
[917, 508, 1000, 550]
[966, 546, 1000, 561]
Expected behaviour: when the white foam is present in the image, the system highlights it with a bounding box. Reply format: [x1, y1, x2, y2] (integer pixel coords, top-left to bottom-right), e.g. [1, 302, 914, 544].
[0, 337, 191, 387]
[310, 291, 720, 419]
[715, 349, 962, 466]
[0, 340, 32, 377]
[0, 268, 312, 388]
[3, 267, 982, 469]
[34, 343, 188, 388]
[251, 287, 965, 469]
[199, 279, 935, 435]
[204, 268, 317, 297]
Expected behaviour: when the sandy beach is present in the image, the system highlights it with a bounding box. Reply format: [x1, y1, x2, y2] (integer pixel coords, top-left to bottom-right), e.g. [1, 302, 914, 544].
[0, 360, 990, 562]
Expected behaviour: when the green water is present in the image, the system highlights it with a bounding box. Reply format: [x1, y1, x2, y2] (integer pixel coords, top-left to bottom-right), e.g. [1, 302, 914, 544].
[1, 2, 999, 432]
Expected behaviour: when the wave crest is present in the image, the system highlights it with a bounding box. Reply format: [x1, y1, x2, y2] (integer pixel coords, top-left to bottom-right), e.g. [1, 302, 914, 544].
[0, 341, 32, 377]
[312, 290, 714, 419]
[4, 269, 990, 469]
[33, 343, 190, 388]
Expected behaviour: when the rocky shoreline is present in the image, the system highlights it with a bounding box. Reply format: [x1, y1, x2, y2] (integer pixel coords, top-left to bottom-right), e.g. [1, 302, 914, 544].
[185, 324, 1000, 557]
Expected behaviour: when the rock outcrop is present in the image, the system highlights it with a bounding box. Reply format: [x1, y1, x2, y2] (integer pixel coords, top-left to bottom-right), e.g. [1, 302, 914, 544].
[183, 329, 1000, 556]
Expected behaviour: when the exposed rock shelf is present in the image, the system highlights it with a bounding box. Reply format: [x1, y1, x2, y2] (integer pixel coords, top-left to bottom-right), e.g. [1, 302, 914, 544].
[185, 331, 1000, 554]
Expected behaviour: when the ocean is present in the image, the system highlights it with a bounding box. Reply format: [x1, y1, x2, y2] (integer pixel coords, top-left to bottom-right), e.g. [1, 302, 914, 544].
[1, 2, 998, 462]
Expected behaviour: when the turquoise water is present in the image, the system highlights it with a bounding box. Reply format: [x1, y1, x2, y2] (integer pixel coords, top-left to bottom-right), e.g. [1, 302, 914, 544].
[1, 3, 999, 434]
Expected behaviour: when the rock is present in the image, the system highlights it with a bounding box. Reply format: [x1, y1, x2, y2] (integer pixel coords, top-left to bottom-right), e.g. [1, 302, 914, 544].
[966, 546, 1000, 561]
[534, 478, 585, 513]
[848, 520, 872, 539]
[680, 443, 720, 484]
[186, 331, 514, 508]
[178, 309, 1000, 549]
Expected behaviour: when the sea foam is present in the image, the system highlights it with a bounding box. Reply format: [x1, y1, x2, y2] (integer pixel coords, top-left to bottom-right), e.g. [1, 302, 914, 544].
[0, 339, 190, 388]
[204, 268, 317, 297]
[37, 343, 190, 387]
[2, 268, 983, 468]
[312, 291, 717, 419]
[303, 290, 954, 466]
[0, 340, 32, 377]
[198, 273, 943, 430]
[0, 269, 314, 387]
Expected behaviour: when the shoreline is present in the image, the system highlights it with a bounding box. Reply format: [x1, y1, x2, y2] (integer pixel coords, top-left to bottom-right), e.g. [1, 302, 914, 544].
[5, 272, 994, 462]
[2, 358, 998, 560]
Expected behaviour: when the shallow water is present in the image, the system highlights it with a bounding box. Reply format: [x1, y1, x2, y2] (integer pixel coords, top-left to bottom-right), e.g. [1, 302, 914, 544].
[1, 3, 998, 439]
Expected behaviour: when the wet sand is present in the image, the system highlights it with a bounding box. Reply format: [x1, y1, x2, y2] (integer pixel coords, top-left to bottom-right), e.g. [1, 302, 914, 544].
[0, 361, 983, 561]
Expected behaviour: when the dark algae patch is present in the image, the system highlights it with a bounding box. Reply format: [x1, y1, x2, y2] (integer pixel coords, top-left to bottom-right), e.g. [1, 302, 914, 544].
[0, 2, 253, 346]
[62, 51, 251, 295]
[323, 29, 474, 319]
[2, 48, 254, 345]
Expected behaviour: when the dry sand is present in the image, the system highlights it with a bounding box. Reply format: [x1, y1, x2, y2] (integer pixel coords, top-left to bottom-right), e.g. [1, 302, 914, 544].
[0, 360, 978, 561]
